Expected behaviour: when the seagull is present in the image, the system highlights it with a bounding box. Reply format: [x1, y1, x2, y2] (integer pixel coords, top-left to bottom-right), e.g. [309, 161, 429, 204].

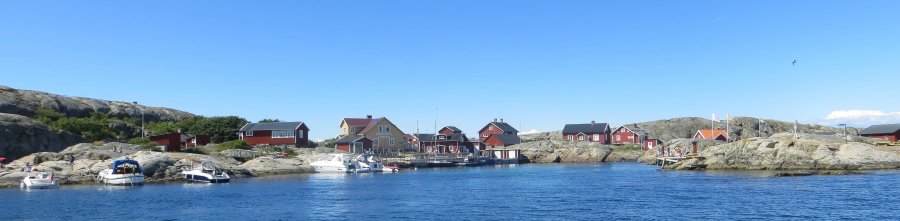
[792, 60, 798, 66]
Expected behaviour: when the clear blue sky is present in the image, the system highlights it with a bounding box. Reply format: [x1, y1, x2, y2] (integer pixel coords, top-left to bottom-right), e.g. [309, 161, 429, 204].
[2, 1, 899, 140]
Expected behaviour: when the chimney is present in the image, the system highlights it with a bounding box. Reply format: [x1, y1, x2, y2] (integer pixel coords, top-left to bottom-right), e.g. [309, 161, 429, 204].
[591, 121, 595, 126]
[493, 118, 497, 122]
[500, 118, 504, 123]
[366, 115, 372, 119]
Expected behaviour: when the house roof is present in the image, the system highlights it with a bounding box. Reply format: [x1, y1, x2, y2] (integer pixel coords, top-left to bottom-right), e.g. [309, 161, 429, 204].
[563, 123, 609, 134]
[415, 133, 436, 142]
[343, 118, 374, 127]
[240, 122, 305, 132]
[404, 134, 416, 140]
[491, 134, 521, 145]
[442, 126, 463, 133]
[484, 122, 519, 133]
[695, 129, 729, 140]
[335, 135, 370, 143]
[860, 124, 900, 135]
[621, 124, 649, 136]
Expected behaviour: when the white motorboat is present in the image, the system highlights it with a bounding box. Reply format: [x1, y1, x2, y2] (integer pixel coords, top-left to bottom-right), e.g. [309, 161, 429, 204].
[310, 153, 358, 173]
[181, 161, 230, 183]
[355, 154, 392, 172]
[97, 159, 145, 186]
[20, 171, 59, 189]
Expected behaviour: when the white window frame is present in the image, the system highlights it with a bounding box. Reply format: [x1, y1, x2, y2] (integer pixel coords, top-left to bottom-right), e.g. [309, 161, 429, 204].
[483, 133, 489, 138]
[578, 135, 585, 141]
[298, 130, 304, 138]
[616, 135, 621, 141]
[567, 135, 573, 140]
[489, 126, 494, 131]
[593, 134, 600, 141]
[389, 138, 395, 145]
[246, 131, 253, 136]
[272, 130, 295, 138]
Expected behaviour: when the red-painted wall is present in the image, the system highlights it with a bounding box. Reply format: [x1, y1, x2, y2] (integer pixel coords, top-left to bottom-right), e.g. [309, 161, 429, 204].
[149, 133, 181, 152]
[479, 124, 509, 139]
[862, 133, 899, 142]
[612, 129, 639, 145]
[241, 127, 309, 146]
[439, 128, 462, 135]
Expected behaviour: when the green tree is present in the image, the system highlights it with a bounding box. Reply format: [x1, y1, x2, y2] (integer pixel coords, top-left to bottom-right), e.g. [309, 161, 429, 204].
[146, 121, 179, 136]
[258, 119, 282, 123]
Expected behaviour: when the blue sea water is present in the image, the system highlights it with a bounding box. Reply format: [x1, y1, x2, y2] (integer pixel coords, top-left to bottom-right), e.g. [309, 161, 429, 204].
[2, 163, 899, 220]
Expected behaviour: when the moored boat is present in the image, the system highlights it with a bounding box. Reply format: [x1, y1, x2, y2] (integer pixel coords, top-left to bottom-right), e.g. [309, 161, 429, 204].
[20, 171, 59, 189]
[97, 159, 145, 186]
[311, 153, 358, 173]
[181, 161, 230, 183]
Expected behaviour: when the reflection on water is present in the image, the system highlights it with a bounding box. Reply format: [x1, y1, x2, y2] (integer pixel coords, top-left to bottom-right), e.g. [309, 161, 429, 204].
[2, 163, 900, 220]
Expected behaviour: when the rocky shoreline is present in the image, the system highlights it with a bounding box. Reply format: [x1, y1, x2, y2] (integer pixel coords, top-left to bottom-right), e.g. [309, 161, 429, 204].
[659, 133, 900, 171]
[0, 142, 327, 188]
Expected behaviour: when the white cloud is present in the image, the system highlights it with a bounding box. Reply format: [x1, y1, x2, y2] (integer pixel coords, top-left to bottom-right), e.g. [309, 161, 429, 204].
[520, 129, 540, 135]
[823, 109, 900, 126]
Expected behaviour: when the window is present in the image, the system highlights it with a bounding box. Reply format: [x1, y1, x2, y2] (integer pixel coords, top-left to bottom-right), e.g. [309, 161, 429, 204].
[378, 125, 391, 134]
[616, 135, 621, 141]
[593, 134, 600, 141]
[483, 133, 489, 138]
[438, 135, 446, 139]
[246, 131, 253, 136]
[298, 130, 304, 138]
[373, 138, 379, 146]
[578, 135, 585, 141]
[272, 130, 295, 138]
[489, 126, 494, 131]
[567, 135, 573, 140]
[389, 138, 395, 145]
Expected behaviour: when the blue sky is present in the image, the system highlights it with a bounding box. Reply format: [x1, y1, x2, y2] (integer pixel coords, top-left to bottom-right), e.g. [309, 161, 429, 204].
[2, 1, 899, 140]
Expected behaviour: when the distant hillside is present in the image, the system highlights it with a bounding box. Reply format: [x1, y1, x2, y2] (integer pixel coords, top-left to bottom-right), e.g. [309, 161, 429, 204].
[0, 85, 193, 121]
[0, 85, 197, 160]
[522, 117, 857, 142]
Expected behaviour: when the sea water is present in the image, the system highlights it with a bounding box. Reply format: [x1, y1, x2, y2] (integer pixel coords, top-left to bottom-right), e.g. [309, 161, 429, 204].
[2, 163, 899, 220]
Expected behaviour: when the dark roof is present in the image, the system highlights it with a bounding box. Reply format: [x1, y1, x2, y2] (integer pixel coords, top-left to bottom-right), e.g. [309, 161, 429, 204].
[860, 124, 900, 135]
[492, 134, 521, 145]
[488, 122, 519, 133]
[415, 134, 436, 142]
[442, 126, 463, 133]
[562, 123, 609, 134]
[240, 122, 305, 132]
[620, 125, 649, 136]
[335, 135, 370, 143]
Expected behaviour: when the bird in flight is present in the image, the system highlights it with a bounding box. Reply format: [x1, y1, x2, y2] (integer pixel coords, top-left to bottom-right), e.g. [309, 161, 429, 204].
[792, 60, 798, 66]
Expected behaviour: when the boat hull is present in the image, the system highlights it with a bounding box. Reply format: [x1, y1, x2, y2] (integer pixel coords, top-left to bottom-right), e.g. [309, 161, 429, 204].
[101, 173, 145, 186]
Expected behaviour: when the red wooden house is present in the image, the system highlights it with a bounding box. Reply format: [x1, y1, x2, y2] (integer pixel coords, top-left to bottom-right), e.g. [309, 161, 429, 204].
[335, 136, 373, 153]
[239, 121, 310, 146]
[416, 126, 476, 154]
[562, 121, 610, 143]
[478, 119, 521, 148]
[149, 132, 211, 152]
[859, 124, 900, 142]
[693, 129, 728, 141]
[612, 124, 648, 145]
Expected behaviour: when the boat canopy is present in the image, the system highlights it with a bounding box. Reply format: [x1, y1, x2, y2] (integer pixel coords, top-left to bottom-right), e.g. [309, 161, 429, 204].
[112, 159, 143, 172]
